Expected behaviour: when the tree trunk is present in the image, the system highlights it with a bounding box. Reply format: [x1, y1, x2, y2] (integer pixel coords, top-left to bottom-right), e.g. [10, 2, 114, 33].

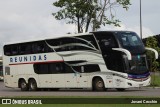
[85, 18, 91, 32]
[77, 16, 81, 33]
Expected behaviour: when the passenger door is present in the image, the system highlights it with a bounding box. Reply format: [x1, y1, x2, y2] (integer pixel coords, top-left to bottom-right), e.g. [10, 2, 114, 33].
[76, 65, 100, 88]
[76, 73, 88, 88]
[64, 64, 77, 88]
[4, 66, 18, 88]
[36, 64, 52, 87]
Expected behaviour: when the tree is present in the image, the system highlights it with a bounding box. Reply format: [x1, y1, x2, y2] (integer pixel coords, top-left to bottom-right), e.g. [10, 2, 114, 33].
[145, 37, 160, 86]
[146, 37, 160, 72]
[52, 0, 131, 33]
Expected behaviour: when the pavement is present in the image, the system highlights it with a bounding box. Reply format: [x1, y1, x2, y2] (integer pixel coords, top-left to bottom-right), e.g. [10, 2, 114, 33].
[0, 81, 160, 97]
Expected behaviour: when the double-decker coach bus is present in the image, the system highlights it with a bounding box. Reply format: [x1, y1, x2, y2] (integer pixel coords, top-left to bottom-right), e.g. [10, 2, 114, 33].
[3, 31, 158, 91]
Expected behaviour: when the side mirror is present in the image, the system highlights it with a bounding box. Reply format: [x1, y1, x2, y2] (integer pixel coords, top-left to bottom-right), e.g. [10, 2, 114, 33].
[112, 48, 132, 60]
[145, 47, 158, 59]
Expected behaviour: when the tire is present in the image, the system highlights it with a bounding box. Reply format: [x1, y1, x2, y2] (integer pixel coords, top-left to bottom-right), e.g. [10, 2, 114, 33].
[116, 88, 125, 91]
[19, 79, 28, 91]
[29, 79, 38, 91]
[93, 78, 105, 91]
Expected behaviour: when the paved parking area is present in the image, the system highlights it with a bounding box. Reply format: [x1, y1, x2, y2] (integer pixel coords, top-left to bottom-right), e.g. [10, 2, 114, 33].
[0, 81, 160, 97]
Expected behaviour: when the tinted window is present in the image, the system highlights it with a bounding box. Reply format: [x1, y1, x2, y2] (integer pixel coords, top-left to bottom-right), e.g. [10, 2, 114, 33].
[72, 64, 100, 73]
[95, 33, 117, 49]
[115, 32, 145, 55]
[117, 33, 142, 46]
[4, 41, 53, 56]
[34, 62, 74, 74]
[32, 42, 45, 53]
[46, 36, 98, 52]
[11, 45, 19, 55]
[78, 35, 99, 49]
[4, 45, 11, 56]
[19, 44, 32, 54]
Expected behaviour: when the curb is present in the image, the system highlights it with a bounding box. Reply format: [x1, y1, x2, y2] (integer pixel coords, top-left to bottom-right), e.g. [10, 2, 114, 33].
[140, 87, 160, 89]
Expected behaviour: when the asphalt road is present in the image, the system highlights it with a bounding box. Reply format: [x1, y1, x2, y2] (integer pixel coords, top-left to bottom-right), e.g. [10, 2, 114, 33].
[0, 81, 160, 97]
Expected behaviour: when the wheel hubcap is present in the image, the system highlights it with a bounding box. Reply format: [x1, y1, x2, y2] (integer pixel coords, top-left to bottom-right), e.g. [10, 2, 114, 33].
[97, 81, 103, 88]
[31, 83, 35, 89]
[21, 82, 26, 88]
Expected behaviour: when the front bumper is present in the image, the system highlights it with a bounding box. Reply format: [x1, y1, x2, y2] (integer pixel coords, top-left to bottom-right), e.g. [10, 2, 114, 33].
[125, 76, 151, 88]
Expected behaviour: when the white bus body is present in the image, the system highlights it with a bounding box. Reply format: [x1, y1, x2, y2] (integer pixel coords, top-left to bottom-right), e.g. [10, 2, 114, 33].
[2, 31, 158, 91]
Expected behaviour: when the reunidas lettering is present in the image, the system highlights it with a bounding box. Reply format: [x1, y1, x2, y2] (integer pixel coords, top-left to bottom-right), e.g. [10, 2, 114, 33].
[10, 55, 47, 63]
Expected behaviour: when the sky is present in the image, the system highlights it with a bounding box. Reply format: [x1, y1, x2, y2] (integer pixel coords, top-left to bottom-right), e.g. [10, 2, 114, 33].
[0, 0, 160, 53]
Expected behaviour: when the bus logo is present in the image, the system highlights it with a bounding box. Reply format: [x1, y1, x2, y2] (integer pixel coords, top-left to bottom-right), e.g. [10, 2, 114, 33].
[2, 99, 11, 104]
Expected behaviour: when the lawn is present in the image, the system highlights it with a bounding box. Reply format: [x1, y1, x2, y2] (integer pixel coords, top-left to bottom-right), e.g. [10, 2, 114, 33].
[150, 74, 160, 87]
[0, 96, 160, 107]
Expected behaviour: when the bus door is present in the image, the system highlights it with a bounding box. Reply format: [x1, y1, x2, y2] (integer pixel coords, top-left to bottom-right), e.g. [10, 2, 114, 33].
[95, 33, 125, 73]
[76, 73, 88, 88]
[34, 63, 52, 87]
[76, 66, 88, 88]
[4, 66, 17, 87]
[74, 66, 89, 88]
[64, 64, 77, 88]
[64, 73, 77, 88]
[50, 63, 65, 88]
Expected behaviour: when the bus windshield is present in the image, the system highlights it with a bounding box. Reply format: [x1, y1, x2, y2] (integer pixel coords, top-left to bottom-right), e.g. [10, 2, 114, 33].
[127, 55, 148, 75]
[115, 32, 145, 55]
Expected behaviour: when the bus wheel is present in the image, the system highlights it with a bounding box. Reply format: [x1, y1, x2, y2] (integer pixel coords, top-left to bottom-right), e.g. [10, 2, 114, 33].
[93, 78, 105, 91]
[29, 79, 37, 91]
[19, 79, 28, 91]
[116, 88, 125, 91]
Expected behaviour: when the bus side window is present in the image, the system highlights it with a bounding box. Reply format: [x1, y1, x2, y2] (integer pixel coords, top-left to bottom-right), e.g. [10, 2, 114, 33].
[19, 44, 32, 55]
[32, 41, 45, 54]
[72, 66, 82, 73]
[4, 45, 11, 56]
[44, 43, 53, 53]
[78, 35, 99, 50]
[55, 63, 65, 73]
[12, 45, 19, 55]
[100, 37, 116, 48]
[37, 44, 44, 53]
[83, 64, 100, 73]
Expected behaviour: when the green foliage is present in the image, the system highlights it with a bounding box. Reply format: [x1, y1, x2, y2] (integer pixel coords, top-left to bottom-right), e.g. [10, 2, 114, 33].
[146, 37, 160, 72]
[52, 0, 131, 33]
[150, 74, 160, 87]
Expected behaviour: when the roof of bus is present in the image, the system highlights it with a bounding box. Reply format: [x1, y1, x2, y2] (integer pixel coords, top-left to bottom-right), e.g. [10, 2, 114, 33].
[4, 31, 135, 45]
[4, 32, 93, 45]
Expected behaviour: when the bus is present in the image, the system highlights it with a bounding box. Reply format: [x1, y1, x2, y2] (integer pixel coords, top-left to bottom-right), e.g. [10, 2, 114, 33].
[2, 31, 158, 91]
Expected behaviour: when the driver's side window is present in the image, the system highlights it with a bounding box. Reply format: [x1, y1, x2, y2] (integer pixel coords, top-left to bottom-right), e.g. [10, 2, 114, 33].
[100, 36, 116, 48]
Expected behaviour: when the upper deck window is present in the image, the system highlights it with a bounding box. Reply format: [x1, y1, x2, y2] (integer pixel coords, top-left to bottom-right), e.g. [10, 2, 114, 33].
[117, 32, 142, 47]
[94, 32, 118, 49]
[115, 32, 145, 55]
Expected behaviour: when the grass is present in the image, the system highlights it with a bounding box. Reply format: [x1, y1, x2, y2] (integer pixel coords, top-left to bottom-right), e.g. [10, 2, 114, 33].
[150, 74, 160, 87]
[0, 96, 160, 107]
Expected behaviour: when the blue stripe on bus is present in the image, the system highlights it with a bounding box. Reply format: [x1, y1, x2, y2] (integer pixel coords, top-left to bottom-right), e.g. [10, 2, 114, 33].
[128, 72, 150, 79]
